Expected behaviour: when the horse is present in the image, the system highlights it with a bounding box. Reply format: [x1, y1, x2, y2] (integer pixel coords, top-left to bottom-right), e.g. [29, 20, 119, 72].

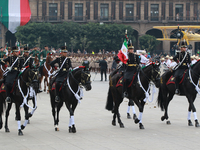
[39, 53, 53, 93]
[106, 62, 160, 129]
[2, 67, 39, 135]
[49, 66, 92, 133]
[157, 60, 200, 127]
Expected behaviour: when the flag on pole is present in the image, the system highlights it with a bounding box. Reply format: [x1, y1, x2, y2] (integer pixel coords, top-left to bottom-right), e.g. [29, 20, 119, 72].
[117, 39, 128, 64]
[0, 0, 31, 33]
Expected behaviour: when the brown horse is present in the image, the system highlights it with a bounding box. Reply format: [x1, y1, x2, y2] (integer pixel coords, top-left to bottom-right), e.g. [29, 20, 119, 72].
[39, 54, 53, 93]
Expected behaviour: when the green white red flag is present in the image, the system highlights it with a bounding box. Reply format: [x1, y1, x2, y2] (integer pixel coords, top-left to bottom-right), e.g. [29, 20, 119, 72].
[0, 0, 31, 33]
[117, 39, 128, 64]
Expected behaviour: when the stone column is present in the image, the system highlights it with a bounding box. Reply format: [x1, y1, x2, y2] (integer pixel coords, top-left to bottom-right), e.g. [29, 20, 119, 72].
[116, 1, 119, 20]
[64, 1, 68, 21]
[141, 1, 144, 20]
[90, 1, 94, 21]
[166, 1, 169, 20]
[163, 41, 170, 54]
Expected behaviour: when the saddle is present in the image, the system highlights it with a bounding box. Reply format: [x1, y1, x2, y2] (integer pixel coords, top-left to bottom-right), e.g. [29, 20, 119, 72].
[51, 76, 68, 91]
[116, 72, 137, 88]
[166, 70, 187, 85]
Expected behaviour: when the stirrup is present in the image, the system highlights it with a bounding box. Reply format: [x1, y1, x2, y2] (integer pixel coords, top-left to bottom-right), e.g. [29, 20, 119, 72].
[55, 96, 60, 102]
[5, 97, 11, 103]
[175, 89, 180, 94]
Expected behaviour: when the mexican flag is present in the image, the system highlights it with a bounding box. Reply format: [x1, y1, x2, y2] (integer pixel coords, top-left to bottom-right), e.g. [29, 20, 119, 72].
[0, 0, 31, 33]
[117, 39, 128, 64]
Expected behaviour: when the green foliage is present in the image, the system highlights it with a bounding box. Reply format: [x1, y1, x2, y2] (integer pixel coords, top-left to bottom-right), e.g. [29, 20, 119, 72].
[15, 22, 136, 52]
[139, 34, 160, 53]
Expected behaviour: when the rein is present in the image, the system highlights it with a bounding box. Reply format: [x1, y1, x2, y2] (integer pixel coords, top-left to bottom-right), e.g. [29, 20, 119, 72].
[44, 62, 52, 77]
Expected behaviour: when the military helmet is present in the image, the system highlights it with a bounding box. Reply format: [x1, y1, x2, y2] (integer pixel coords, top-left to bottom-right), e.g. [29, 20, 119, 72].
[24, 47, 30, 53]
[180, 41, 187, 48]
[61, 46, 68, 53]
[128, 43, 134, 49]
[12, 46, 19, 52]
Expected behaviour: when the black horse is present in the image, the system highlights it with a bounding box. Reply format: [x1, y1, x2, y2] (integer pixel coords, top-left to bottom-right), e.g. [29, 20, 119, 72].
[157, 60, 200, 127]
[106, 62, 160, 129]
[49, 66, 92, 133]
[2, 67, 39, 135]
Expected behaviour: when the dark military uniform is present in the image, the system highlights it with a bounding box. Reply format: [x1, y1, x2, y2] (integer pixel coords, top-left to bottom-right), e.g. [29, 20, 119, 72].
[50, 46, 71, 102]
[99, 58, 107, 81]
[39, 49, 50, 65]
[173, 50, 191, 93]
[82, 59, 90, 71]
[124, 53, 140, 86]
[1, 46, 23, 102]
[22, 47, 34, 68]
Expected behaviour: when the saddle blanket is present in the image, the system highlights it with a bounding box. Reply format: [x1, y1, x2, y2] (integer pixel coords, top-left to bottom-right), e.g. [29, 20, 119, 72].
[116, 73, 136, 88]
[166, 70, 187, 85]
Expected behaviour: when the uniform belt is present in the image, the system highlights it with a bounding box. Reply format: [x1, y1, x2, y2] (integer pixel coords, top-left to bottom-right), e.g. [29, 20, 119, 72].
[128, 64, 138, 66]
[13, 67, 18, 70]
[182, 63, 187, 66]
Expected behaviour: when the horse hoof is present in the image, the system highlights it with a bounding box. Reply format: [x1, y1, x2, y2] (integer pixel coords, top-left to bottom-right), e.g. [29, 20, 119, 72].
[188, 120, 193, 126]
[18, 129, 23, 136]
[195, 120, 200, 127]
[127, 113, 131, 119]
[135, 118, 140, 124]
[72, 125, 76, 133]
[5, 128, 10, 132]
[55, 127, 59, 131]
[139, 123, 145, 129]
[161, 116, 165, 121]
[21, 125, 25, 130]
[119, 123, 124, 128]
[69, 127, 72, 133]
[166, 121, 171, 125]
[112, 121, 116, 126]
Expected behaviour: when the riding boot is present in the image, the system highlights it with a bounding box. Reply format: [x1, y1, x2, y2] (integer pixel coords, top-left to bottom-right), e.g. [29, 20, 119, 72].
[175, 79, 180, 94]
[37, 83, 42, 93]
[55, 82, 61, 102]
[5, 83, 12, 103]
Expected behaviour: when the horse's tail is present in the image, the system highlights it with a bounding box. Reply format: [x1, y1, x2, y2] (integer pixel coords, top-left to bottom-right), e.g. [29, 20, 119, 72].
[105, 87, 114, 111]
[157, 87, 164, 111]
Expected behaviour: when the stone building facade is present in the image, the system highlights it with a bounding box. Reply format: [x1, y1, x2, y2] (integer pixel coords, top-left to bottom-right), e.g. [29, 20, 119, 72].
[1, 0, 200, 54]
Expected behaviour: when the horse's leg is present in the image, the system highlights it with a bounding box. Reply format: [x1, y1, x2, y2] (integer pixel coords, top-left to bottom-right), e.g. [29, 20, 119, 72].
[187, 105, 193, 126]
[47, 77, 49, 94]
[127, 99, 136, 119]
[15, 102, 23, 135]
[0, 111, 2, 129]
[44, 76, 47, 92]
[54, 101, 63, 131]
[39, 76, 43, 90]
[163, 93, 174, 125]
[186, 94, 199, 127]
[5, 102, 12, 132]
[113, 98, 124, 128]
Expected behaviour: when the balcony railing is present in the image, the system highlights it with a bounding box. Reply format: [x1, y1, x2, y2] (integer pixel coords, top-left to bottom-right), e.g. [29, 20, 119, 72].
[30, 15, 200, 23]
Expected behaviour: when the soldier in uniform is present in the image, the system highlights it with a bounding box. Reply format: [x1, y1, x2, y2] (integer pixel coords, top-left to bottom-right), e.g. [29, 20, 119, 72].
[38, 45, 50, 76]
[30, 46, 40, 57]
[99, 57, 107, 81]
[6, 47, 12, 57]
[1, 46, 23, 103]
[123, 43, 140, 98]
[0, 47, 6, 59]
[50, 46, 72, 102]
[173, 41, 191, 94]
[22, 47, 34, 68]
[82, 57, 90, 71]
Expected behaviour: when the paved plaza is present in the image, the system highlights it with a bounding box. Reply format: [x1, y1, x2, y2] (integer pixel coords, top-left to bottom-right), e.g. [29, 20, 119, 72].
[0, 72, 200, 150]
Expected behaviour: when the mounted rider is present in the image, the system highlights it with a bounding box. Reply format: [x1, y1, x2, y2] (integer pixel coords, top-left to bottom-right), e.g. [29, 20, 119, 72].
[0, 46, 23, 103]
[38, 45, 50, 76]
[82, 57, 90, 71]
[29, 46, 40, 57]
[50, 46, 72, 103]
[173, 41, 191, 94]
[21, 47, 34, 68]
[123, 42, 141, 98]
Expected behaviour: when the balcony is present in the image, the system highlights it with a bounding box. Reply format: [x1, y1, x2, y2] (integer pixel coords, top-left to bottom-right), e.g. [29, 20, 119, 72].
[30, 15, 200, 24]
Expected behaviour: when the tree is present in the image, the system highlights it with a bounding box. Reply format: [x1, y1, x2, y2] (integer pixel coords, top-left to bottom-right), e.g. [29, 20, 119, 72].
[80, 35, 92, 52]
[139, 34, 160, 53]
[70, 36, 78, 52]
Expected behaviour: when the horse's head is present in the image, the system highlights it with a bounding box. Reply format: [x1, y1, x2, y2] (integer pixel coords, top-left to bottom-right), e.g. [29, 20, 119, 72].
[26, 68, 39, 92]
[148, 62, 161, 87]
[80, 67, 92, 91]
[33, 54, 39, 68]
[46, 53, 53, 64]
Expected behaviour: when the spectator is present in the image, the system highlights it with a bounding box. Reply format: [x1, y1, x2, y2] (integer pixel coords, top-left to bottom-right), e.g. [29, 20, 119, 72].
[99, 57, 107, 81]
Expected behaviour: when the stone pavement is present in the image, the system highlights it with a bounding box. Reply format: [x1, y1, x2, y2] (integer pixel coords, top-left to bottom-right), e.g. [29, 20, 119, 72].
[0, 72, 200, 150]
